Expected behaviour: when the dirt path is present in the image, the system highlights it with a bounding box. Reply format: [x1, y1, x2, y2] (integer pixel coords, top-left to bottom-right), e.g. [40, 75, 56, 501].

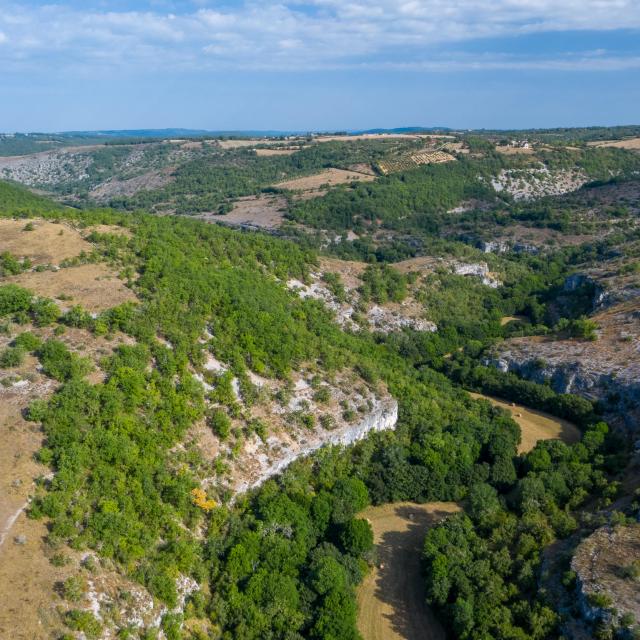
[469, 392, 581, 453]
[356, 502, 460, 640]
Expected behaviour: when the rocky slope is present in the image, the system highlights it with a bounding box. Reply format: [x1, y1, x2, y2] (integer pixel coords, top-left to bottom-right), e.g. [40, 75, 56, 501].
[571, 524, 640, 631]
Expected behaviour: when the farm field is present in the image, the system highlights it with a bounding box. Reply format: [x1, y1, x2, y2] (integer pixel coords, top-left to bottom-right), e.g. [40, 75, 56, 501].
[254, 148, 298, 156]
[377, 150, 455, 175]
[469, 392, 581, 453]
[356, 502, 460, 640]
[274, 167, 375, 192]
[587, 137, 640, 150]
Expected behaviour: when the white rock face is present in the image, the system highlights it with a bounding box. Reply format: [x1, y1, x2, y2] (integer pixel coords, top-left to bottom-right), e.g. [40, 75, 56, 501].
[453, 262, 502, 288]
[367, 305, 437, 333]
[233, 397, 399, 495]
[490, 166, 588, 201]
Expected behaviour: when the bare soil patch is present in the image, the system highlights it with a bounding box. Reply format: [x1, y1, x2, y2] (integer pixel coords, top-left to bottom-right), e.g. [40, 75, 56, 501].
[198, 194, 288, 230]
[391, 256, 441, 275]
[274, 168, 375, 193]
[0, 219, 92, 266]
[318, 256, 367, 289]
[356, 502, 460, 640]
[469, 392, 580, 453]
[7, 263, 137, 313]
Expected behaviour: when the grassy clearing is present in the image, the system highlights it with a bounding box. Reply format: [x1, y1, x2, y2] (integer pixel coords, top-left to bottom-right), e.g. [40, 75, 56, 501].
[469, 392, 581, 453]
[6, 263, 136, 313]
[0, 219, 90, 266]
[356, 502, 460, 640]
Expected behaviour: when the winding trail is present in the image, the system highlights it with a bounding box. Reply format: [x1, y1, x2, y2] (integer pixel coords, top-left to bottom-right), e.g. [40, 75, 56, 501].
[356, 502, 460, 640]
[0, 501, 29, 550]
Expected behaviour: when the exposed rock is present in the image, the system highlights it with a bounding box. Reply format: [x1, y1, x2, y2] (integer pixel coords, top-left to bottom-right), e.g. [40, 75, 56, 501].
[571, 525, 640, 629]
[490, 165, 588, 201]
[453, 261, 502, 288]
[479, 240, 509, 254]
[13, 534, 26, 545]
[231, 396, 398, 495]
[366, 305, 436, 333]
[487, 335, 640, 431]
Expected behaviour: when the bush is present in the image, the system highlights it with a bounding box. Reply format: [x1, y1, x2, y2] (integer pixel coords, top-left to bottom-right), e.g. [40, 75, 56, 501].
[209, 409, 231, 440]
[30, 298, 61, 327]
[37, 339, 92, 381]
[13, 331, 43, 352]
[63, 305, 94, 329]
[65, 610, 102, 639]
[62, 575, 86, 602]
[0, 284, 32, 316]
[0, 346, 25, 368]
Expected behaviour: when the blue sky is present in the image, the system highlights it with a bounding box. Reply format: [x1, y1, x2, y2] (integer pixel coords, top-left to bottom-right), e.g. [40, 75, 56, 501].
[0, 1, 638, 132]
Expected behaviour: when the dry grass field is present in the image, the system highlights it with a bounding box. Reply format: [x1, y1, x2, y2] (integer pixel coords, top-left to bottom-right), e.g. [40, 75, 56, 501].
[275, 168, 375, 193]
[0, 324, 135, 638]
[496, 145, 536, 155]
[587, 137, 640, 150]
[217, 139, 287, 149]
[500, 315, 529, 326]
[469, 392, 580, 453]
[254, 148, 297, 157]
[0, 219, 91, 266]
[356, 502, 460, 640]
[6, 263, 137, 313]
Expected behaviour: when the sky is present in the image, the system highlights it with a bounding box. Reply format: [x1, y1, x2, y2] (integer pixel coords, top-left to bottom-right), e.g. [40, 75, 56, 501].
[0, 0, 639, 132]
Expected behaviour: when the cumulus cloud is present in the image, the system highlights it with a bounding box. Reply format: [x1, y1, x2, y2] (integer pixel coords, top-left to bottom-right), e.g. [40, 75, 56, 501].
[0, 0, 638, 72]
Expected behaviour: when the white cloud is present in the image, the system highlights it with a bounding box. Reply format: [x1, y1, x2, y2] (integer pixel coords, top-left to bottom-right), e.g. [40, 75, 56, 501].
[0, 1, 638, 72]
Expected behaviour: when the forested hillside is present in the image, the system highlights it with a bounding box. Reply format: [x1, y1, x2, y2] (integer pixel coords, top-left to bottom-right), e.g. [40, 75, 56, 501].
[1, 126, 639, 640]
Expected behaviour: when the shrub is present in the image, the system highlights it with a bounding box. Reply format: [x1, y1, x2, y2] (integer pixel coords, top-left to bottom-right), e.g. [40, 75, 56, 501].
[313, 386, 331, 403]
[30, 298, 61, 327]
[0, 284, 32, 316]
[65, 610, 102, 639]
[0, 346, 25, 368]
[62, 575, 86, 602]
[63, 305, 94, 329]
[588, 592, 613, 609]
[209, 409, 231, 440]
[13, 331, 42, 352]
[37, 339, 92, 381]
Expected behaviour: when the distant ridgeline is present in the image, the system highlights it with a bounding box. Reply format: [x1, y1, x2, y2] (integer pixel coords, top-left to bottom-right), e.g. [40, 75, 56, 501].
[0, 139, 635, 640]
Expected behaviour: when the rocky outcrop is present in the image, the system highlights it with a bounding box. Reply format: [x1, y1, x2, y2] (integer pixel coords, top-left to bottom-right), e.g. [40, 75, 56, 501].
[571, 525, 640, 629]
[490, 166, 588, 201]
[366, 305, 437, 333]
[232, 397, 398, 495]
[479, 240, 539, 255]
[487, 337, 640, 430]
[453, 262, 502, 288]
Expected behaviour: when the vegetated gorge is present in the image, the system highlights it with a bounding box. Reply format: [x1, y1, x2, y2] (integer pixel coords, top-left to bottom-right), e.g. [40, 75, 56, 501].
[0, 126, 639, 640]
